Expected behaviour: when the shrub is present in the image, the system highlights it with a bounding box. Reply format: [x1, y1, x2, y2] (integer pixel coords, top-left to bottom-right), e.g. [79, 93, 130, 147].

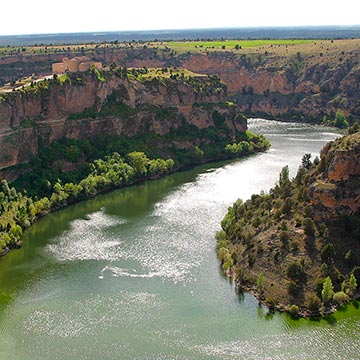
[287, 261, 304, 281]
[279, 230, 289, 243]
[334, 109, 349, 128]
[321, 243, 336, 263]
[306, 294, 321, 313]
[280, 221, 288, 231]
[303, 217, 315, 236]
[290, 240, 299, 252]
[288, 281, 300, 296]
[320, 263, 328, 277]
[288, 304, 300, 316]
[333, 291, 349, 305]
[257, 272, 266, 293]
[248, 253, 256, 266]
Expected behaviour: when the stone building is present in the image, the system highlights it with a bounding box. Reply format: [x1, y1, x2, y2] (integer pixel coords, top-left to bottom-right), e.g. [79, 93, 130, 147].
[52, 57, 102, 74]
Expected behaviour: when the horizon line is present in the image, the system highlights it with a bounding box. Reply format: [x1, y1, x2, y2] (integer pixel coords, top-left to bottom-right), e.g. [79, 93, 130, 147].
[1, 24, 360, 38]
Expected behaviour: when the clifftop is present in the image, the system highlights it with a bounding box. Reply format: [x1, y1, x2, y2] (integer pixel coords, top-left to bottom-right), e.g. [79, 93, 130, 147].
[1, 39, 360, 121]
[217, 130, 360, 316]
[0, 68, 247, 175]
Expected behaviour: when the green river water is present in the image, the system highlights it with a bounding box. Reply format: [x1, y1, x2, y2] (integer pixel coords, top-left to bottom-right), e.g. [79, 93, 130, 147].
[0, 119, 359, 359]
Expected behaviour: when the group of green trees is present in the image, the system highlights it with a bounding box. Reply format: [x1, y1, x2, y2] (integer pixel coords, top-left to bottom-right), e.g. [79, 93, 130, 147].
[216, 129, 360, 316]
[225, 131, 270, 156]
[0, 151, 174, 255]
[1, 123, 271, 256]
[323, 109, 349, 128]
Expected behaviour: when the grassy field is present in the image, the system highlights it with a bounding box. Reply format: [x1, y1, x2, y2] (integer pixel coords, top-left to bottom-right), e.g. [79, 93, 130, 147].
[1, 38, 359, 79]
[164, 39, 314, 52]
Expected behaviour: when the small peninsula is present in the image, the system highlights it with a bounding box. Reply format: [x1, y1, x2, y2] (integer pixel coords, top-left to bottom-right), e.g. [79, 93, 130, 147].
[217, 126, 360, 317]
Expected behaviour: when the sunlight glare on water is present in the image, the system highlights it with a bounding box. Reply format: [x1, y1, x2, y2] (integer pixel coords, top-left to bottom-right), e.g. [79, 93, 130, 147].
[0, 119, 358, 360]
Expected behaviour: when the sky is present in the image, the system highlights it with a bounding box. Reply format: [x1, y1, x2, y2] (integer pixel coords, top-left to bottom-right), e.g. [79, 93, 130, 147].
[1, 0, 359, 36]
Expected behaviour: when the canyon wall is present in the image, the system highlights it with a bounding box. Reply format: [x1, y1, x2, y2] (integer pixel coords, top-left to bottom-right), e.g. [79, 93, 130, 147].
[2, 47, 359, 120]
[0, 71, 246, 171]
[310, 132, 360, 221]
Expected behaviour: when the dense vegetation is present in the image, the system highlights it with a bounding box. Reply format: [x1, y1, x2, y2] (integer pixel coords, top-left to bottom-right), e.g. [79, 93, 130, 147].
[0, 151, 174, 255]
[2, 121, 270, 257]
[216, 127, 360, 317]
[1, 127, 269, 256]
[12, 117, 270, 198]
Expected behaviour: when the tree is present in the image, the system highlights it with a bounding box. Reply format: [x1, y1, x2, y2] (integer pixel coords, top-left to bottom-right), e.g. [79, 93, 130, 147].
[334, 110, 349, 128]
[287, 261, 304, 281]
[321, 243, 336, 263]
[306, 294, 321, 312]
[301, 153, 312, 170]
[127, 151, 148, 176]
[303, 217, 316, 236]
[321, 276, 334, 303]
[278, 165, 292, 198]
[1, 179, 11, 198]
[257, 272, 266, 294]
[348, 121, 360, 134]
[349, 273, 358, 294]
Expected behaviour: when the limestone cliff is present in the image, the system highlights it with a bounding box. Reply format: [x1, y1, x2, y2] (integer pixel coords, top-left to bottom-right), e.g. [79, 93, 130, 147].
[1, 43, 360, 121]
[0, 69, 246, 172]
[310, 132, 360, 221]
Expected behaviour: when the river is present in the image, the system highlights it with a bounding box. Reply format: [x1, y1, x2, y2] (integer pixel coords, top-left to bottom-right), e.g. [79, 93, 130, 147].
[0, 119, 359, 359]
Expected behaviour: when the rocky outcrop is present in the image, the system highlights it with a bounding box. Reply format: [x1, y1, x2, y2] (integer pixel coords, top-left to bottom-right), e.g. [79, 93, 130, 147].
[310, 132, 360, 221]
[1, 45, 360, 121]
[0, 70, 246, 172]
[218, 130, 360, 316]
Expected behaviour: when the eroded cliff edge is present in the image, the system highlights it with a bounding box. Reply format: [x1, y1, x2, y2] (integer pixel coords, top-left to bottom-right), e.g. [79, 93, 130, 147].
[217, 131, 360, 316]
[0, 69, 246, 174]
[1, 40, 360, 121]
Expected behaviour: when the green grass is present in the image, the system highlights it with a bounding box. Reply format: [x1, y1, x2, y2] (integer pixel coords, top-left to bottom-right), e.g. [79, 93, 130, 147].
[164, 39, 313, 52]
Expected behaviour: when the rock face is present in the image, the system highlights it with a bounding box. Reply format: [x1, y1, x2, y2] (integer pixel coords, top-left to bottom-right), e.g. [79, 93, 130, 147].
[0, 71, 246, 172]
[1, 46, 360, 120]
[310, 132, 360, 221]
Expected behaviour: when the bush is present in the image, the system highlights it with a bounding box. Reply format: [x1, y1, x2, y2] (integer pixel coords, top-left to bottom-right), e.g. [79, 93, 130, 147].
[333, 291, 349, 305]
[321, 243, 336, 263]
[334, 110, 349, 128]
[279, 231, 289, 244]
[288, 304, 300, 316]
[306, 294, 321, 313]
[287, 261, 305, 281]
[349, 273, 358, 293]
[290, 240, 299, 252]
[288, 281, 301, 296]
[303, 217, 316, 236]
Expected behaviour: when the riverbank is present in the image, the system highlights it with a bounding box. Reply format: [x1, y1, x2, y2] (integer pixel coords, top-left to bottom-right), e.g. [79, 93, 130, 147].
[0, 131, 270, 257]
[1, 119, 359, 359]
[217, 129, 360, 317]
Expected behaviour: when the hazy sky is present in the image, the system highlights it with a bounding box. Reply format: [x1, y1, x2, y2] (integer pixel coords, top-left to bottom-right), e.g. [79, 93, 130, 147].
[1, 0, 359, 36]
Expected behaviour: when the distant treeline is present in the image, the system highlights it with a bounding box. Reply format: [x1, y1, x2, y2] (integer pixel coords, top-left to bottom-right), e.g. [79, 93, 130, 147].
[1, 26, 360, 46]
